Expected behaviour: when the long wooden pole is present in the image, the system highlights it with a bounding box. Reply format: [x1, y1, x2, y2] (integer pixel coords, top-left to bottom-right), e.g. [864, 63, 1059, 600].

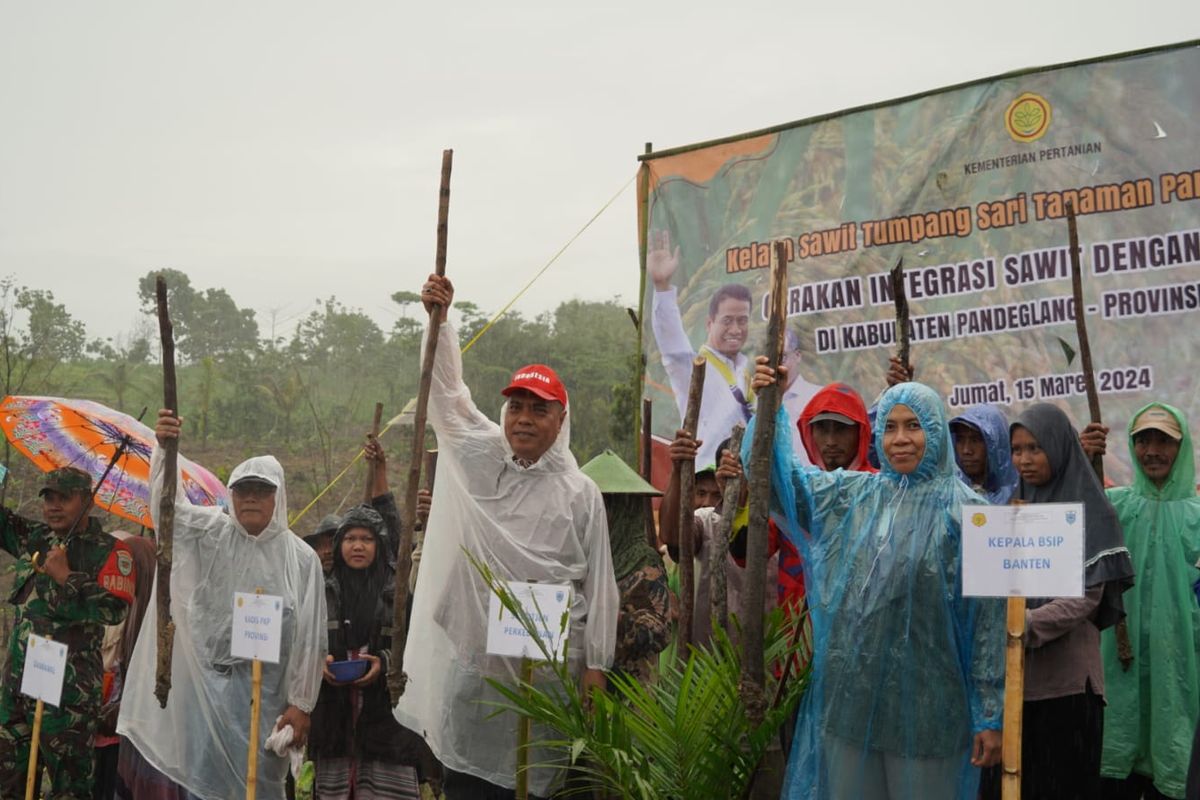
[641, 397, 656, 549]
[1066, 201, 1133, 671]
[23, 635, 50, 800]
[23, 697, 44, 800]
[710, 424, 745, 635]
[515, 657, 534, 800]
[246, 658, 262, 800]
[675, 357, 707, 656]
[364, 401, 383, 503]
[1001, 596, 1027, 800]
[740, 241, 789, 725]
[1066, 202, 1104, 480]
[154, 275, 178, 708]
[390, 149, 453, 699]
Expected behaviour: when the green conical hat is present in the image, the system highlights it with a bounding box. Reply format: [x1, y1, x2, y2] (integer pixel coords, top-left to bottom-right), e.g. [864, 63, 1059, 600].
[580, 449, 661, 496]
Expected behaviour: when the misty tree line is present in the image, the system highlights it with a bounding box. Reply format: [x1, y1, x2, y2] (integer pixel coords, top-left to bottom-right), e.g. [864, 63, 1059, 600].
[0, 270, 641, 523]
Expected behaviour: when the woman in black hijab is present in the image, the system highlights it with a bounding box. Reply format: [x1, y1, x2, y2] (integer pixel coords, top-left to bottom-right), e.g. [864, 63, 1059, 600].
[1008, 403, 1134, 800]
[309, 505, 439, 799]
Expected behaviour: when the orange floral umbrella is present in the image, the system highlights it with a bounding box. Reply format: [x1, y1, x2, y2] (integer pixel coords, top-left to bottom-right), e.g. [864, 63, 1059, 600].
[1, 395, 228, 527]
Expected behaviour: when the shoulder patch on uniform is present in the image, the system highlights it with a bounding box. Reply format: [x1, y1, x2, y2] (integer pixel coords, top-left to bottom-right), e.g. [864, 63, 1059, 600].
[98, 543, 136, 604]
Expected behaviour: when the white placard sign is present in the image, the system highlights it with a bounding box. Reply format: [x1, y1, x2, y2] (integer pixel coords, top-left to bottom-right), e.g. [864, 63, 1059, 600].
[231, 591, 284, 663]
[486, 581, 571, 661]
[962, 503, 1085, 598]
[20, 634, 68, 707]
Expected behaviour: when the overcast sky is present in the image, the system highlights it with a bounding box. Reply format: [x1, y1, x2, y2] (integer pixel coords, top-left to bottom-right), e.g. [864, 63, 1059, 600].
[1, 1, 1196, 345]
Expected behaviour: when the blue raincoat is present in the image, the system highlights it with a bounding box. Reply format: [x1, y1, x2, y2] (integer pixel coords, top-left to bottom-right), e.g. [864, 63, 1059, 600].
[749, 383, 1005, 800]
[949, 404, 1019, 505]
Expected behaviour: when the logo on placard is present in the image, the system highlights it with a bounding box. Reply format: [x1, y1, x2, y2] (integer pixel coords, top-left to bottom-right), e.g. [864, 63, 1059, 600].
[1005, 92, 1052, 143]
[971, 512, 987, 527]
[236, 597, 244, 608]
[116, 550, 133, 576]
[1065, 510, 1078, 525]
[555, 591, 565, 603]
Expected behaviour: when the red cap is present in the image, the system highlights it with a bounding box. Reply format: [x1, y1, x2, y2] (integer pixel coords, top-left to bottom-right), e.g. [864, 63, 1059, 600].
[501, 364, 568, 406]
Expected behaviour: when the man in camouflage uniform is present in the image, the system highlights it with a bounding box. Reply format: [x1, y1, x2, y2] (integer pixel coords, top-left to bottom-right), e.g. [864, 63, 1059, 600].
[0, 467, 136, 799]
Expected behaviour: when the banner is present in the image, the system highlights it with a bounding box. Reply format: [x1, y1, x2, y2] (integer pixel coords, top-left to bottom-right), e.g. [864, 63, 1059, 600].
[638, 41, 1200, 481]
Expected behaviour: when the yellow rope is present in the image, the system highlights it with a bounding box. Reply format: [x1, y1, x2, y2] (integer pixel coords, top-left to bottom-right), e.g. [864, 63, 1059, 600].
[289, 175, 635, 526]
[460, 175, 635, 354]
[288, 422, 393, 525]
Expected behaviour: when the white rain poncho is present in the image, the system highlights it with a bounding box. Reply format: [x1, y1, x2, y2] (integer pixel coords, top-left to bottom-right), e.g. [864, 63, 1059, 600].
[748, 382, 1006, 800]
[393, 324, 618, 797]
[117, 451, 327, 800]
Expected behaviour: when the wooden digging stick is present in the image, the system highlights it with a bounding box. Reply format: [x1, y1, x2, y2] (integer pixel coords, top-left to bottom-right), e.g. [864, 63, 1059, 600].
[364, 402, 384, 503]
[246, 657, 263, 800]
[389, 148, 453, 699]
[739, 241, 790, 726]
[1001, 593, 1027, 800]
[23, 697, 44, 800]
[641, 398, 657, 549]
[675, 357, 707, 657]
[515, 657, 534, 800]
[154, 275, 178, 708]
[710, 423, 745, 635]
[1066, 200, 1133, 670]
[889, 258, 910, 377]
[23, 635, 50, 800]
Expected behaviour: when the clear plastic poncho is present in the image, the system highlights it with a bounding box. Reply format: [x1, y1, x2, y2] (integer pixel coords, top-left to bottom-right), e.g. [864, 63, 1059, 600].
[117, 451, 327, 800]
[1101, 403, 1200, 798]
[393, 324, 618, 797]
[749, 382, 1006, 800]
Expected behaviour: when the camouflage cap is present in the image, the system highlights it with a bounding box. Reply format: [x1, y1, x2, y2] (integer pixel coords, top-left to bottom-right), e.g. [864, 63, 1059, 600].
[39, 466, 93, 497]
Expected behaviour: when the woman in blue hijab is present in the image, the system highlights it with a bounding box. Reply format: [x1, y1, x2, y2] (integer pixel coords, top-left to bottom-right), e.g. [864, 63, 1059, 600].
[749, 367, 1005, 800]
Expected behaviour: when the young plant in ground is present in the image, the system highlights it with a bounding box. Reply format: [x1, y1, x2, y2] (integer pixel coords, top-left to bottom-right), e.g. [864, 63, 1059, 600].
[471, 554, 810, 800]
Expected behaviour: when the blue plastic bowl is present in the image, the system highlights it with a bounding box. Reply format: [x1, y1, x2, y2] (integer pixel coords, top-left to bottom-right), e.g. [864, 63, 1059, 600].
[328, 659, 369, 683]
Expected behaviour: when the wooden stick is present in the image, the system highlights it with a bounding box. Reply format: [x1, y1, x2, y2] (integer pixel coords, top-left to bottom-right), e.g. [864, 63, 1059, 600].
[641, 398, 656, 549]
[1066, 202, 1104, 480]
[23, 697, 43, 800]
[1066, 201, 1133, 670]
[515, 657, 534, 800]
[154, 275, 178, 708]
[710, 424, 745, 635]
[390, 148, 453, 699]
[246, 657, 262, 800]
[889, 258, 910, 376]
[676, 357, 707, 656]
[364, 401, 384, 503]
[1001, 596, 1027, 800]
[24, 634, 50, 800]
[739, 241, 790, 725]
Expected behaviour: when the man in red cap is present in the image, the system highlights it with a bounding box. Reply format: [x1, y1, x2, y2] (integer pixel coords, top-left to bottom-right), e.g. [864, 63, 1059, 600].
[394, 275, 618, 800]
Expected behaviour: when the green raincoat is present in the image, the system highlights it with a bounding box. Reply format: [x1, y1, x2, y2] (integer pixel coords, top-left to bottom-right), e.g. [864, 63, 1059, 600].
[1100, 403, 1200, 798]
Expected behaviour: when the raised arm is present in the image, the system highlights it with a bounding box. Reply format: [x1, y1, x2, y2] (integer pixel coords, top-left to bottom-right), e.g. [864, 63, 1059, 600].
[151, 409, 225, 536]
[648, 231, 698, 416]
[364, 437, 401, 569]
[420, 275, 497, 442]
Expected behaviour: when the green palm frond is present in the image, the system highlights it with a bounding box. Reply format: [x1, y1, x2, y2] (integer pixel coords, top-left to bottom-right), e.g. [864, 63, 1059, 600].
[470, 553, 811, 800]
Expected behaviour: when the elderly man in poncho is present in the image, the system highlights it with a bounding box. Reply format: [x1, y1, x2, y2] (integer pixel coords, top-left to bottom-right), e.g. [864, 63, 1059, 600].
[393, 275, 618, 800]
[116, 411, 327, 800]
